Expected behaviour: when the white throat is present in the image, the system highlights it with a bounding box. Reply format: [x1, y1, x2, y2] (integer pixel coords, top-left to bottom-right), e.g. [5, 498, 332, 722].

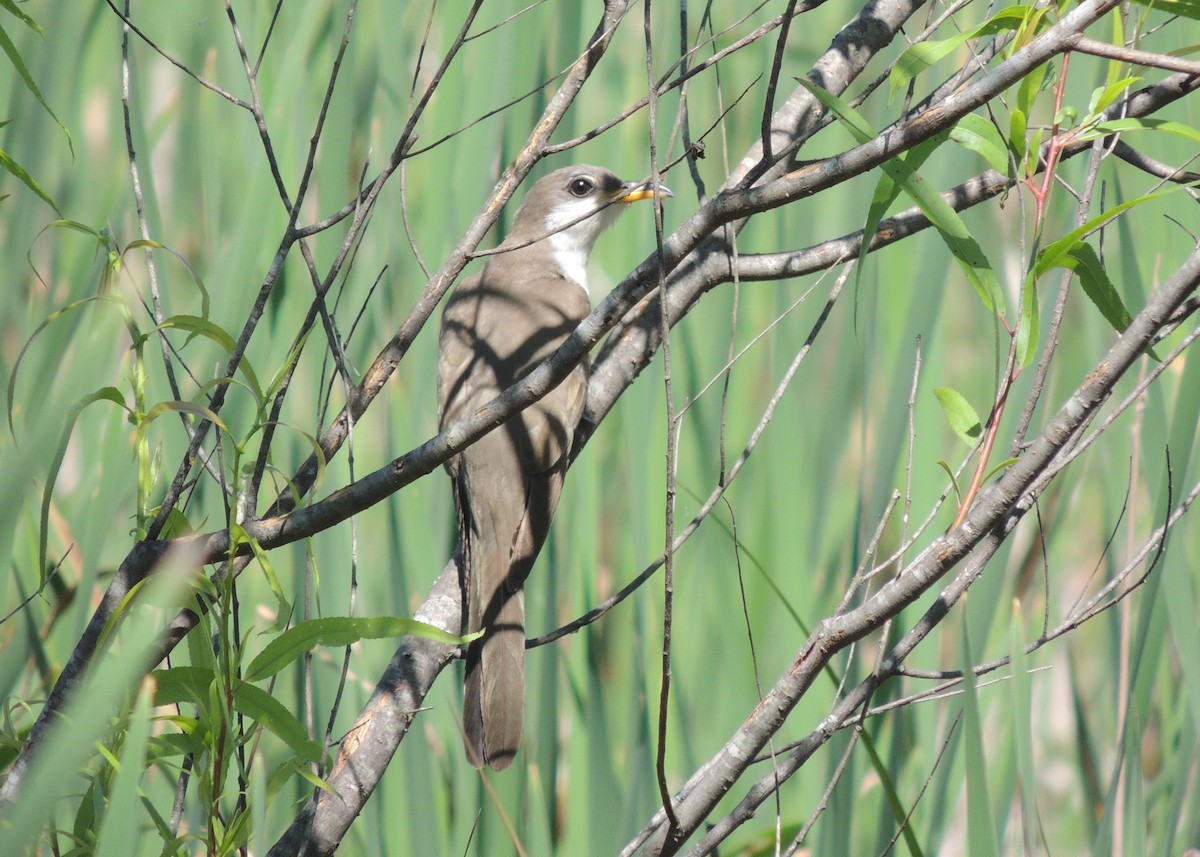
[543, 197, 624, 299]
[548, 230, 591, 297]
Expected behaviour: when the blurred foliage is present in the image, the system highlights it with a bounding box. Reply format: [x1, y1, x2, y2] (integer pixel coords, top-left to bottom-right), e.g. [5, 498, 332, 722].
[1, 0, 1199, 855]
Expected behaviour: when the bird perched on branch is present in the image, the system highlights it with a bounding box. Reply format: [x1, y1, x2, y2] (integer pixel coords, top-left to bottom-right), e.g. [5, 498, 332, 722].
[437, 165, 671, 770]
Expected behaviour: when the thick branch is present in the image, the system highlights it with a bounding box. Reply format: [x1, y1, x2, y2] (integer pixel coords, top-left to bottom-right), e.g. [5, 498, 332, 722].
[0, 0, 633, 817]
[629, 239, 1200, 854]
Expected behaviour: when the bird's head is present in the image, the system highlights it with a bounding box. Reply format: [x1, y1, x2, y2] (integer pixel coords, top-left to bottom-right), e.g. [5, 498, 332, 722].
[505, 166, 672, 289]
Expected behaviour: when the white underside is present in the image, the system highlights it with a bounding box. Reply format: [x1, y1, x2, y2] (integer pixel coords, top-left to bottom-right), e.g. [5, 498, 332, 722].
[548, 232, 591, 297]
[544, 196, 625, 300]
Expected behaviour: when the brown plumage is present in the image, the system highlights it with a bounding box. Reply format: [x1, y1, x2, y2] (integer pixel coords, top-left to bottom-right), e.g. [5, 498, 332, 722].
[437, 166, 669, 770]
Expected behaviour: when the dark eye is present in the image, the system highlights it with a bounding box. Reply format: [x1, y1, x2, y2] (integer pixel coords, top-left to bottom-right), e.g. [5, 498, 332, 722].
[568, 176, 595, 197]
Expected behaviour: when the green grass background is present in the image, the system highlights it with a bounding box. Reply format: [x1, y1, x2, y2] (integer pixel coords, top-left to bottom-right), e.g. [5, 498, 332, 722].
[2, 1, 1199, 854]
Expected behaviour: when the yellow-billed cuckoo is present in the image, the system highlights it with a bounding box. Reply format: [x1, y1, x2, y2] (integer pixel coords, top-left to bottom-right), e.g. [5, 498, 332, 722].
[437, 165, 670, 770]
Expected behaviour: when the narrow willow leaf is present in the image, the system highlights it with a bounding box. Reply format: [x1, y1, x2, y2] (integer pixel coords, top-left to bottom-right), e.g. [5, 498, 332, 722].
[157, 314, 236, 351]
[156, 507, 195, 540]
[1087, 117, 1200, 144]
[937, 459, 963, 503]
[244, 616, 466, 682]
[1008, 108, 1027, 163]
[1015, 60, 1049, 118]
[799, 79, 1004, 312]
[1124, 0, 1200, 18]
[232, 682, 325, 763]
[148, 731, 207, 760]
[218, 803, 254, 855]
[934, 387, 983, 446]
[857, 129, 951, 291]
[1067, 244, 1131, 331]
[124, 239, 211, 320]
[140, 400, 229, 434]
[265, 756, 334, 800]
[0, 20, 73, 157]
[151, 666, 216, 707]
[887, 7, 1039, 101]
[1, 0, 43, 30]
[889, 38, 973, 102]
[1088, 77, 1141, 115]
[983, 457, 1019, 482]
[951, 114, 1011, 175]
[263, 328, 312, 401]
[1052, 105, 1078, 126]
[156, 315, 263, 402]
[0, 145, 60, 215]
[1035, 189, 1174, 275]
[292, 762, 336, 794]
[1007, 2, 1051, 52]
[1016, 272, 1040, 367]
[231, 522, 292, 627]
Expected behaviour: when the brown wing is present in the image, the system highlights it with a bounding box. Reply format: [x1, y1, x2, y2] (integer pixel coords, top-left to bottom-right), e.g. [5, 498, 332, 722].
[437, 262, 589, 769]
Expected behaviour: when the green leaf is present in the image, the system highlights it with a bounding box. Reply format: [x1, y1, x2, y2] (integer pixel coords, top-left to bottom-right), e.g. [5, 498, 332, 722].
[157, 314, 262, 402]
[151, 666, 216, 707]
[937, 459, 963, 503]
[1035, 189, 1174, 276]
[244, 616, 466, 683]
[887, 7, 1041, 101]
[856, 129, 951, 295]
[156, 507, 195, 540]
[951, 114, 1011, 175]
[139, 400, 229, 435]
[1057, 244, 1164, 362]
[232, 682, 324, 763]
[0, 145, 60, 215]
[124, 240, 211, 320]
[799, 78, 1004, 312]
[983, 457, 1019, 482]
[1087, 77, 1141, 115]
[1124, 0, 1200, 18]
[263, 329, 312, 402]
[1086, 117, 1200, 145]
[1015, 58, 1049, 118]
[230, 522, 291, 627]
[1016, 272, 1039, 367]
[0, 19, 73, 158]
[1052, 105, 1077, 126]
[935, 387, 984, 447]
[266, 756, 335, 800]
[157, 313, 235, 352]
[1, 0, 43, 31]
[1008, 108, 1027, 163]
[1065, 243, 1131, 332]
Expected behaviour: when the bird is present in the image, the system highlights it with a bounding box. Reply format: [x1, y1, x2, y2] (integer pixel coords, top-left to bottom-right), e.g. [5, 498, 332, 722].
[437, 165, 671, 770]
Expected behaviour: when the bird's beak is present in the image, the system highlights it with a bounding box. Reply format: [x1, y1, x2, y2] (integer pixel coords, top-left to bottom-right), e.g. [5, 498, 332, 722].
[617, 179, 673, 204]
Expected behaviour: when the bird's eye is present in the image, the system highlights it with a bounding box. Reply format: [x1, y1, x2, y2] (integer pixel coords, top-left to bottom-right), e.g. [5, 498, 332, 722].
[568, 176, 596, 197]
